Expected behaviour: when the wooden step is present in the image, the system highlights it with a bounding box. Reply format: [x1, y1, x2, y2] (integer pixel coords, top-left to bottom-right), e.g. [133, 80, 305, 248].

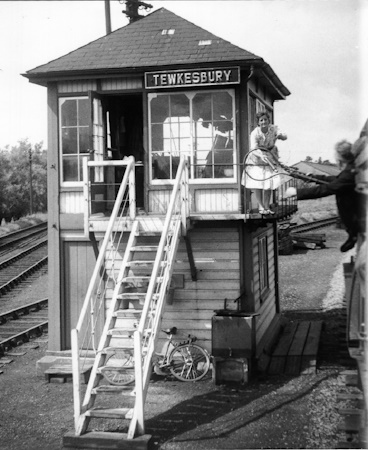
[63, 431, 152, 449]
[100, 361, 134, 369]
[118, 293, 146, 301]
[131, 246, 159, 252]
[114, 309, 143, 317]
[107, 329, 135, 339]
[121, 276, 163, 283]
[85, 407, 132, 419]
[91, 385, 135, 395]
[44, 364, 92, 383]
[102, 346, 134, 355]
[127, 260, 154, 267]
[113, 308, 142, 319]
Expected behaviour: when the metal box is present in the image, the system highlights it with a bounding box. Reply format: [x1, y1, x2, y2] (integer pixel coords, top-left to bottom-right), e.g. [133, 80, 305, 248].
[211, 314, 255, 358]
[212, 357, 249, 385]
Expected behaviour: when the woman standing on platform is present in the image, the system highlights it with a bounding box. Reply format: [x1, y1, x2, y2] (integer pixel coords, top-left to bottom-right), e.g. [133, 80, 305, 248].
[242, 111, 288, 215]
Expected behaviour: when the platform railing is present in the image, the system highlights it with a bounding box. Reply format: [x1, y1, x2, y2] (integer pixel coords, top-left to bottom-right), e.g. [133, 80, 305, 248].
[244, 175, 298, 218]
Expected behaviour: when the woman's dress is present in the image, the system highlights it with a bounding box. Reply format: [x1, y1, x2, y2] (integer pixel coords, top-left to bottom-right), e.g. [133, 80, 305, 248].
[242, 125, 286, 190]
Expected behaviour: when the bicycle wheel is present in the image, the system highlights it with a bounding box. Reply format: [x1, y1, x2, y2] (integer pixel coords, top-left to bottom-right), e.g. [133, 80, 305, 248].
[168, 343, 210, 382]
[102, 352, 135, 386]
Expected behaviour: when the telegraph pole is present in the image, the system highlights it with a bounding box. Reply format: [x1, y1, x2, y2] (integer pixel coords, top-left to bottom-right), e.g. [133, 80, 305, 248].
[29, 147, 33, 215]
[105, 0, 112, 34]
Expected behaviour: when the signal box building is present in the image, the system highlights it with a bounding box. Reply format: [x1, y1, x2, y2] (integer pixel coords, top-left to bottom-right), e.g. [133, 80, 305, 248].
[24, 7, 297, 444]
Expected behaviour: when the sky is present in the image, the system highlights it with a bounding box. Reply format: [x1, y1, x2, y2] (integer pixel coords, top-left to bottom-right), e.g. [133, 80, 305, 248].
[0, 0, 367, 165]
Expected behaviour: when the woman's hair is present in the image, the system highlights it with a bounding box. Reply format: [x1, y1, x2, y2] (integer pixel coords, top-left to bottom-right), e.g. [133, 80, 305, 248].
[256, 111, 271, 123]
[335, 139, 354, 163]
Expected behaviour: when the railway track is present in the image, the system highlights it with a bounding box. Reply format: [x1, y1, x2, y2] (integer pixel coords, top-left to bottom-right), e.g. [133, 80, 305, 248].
[289, 216, 338, 233]
[0, 299, 48, 356]
[0, 239, 48, 296]
[0, 221, 47, 257]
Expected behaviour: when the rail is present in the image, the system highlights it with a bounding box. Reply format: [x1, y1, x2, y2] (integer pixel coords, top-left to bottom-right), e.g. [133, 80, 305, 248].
[72, 156, 136, 390]
[0, 298, 48, 356]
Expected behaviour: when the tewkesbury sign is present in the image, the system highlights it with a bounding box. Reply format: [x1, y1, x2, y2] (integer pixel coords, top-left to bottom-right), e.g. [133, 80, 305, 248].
[145, 67, 240, 89]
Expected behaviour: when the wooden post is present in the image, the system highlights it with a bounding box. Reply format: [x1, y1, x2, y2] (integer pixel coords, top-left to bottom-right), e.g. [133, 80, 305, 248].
[128, 330, 144, 438]
[129, 157, 136, 220]
[104, 1, 112, 35]
[180, 158, 188, 236]
[71, 329, 81, 431]
[83, 157, 89, 238]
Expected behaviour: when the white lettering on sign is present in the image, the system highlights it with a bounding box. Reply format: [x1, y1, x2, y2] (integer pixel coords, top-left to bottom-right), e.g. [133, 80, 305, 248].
[145, 67, 240, 89]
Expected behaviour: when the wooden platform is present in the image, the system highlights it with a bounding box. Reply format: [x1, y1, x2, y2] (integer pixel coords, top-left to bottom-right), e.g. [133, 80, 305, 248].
[268, 321, 323, 375]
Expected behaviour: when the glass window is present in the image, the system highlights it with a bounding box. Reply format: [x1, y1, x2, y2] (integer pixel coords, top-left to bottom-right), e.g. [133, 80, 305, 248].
[59, 97, 90, 183]
[149, 90, 236, 182]
[258, 235, 269, 300]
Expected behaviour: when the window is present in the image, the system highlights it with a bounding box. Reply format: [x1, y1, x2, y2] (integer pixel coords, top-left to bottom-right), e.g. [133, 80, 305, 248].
[258, 235, 269, 299]
[256, 99, 266, 113]
[59, 97, 89, 184]
[149, 90, 236, 183]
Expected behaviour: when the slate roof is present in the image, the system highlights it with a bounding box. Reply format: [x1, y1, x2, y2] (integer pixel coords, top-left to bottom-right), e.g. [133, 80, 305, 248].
[292, 161, 340, 177]
[24, 7, 290, 97]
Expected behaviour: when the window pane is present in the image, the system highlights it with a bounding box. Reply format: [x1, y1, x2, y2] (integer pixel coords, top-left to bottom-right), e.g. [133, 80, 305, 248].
[63, 156, 79, 182]
[62, 128, 78, 154]
[178, 137, 191, 154]
[61, 100, 77, 127]
[193, 94, 212, 122]
[213, 91, 233, 124]
[78, 99, 90, 126]
[170, 94, 189, 117]
[151, 95, 169, 123]
[79, 126, 89, 153]
[151, 124, 164, 152]
[152, 153, 171, 179]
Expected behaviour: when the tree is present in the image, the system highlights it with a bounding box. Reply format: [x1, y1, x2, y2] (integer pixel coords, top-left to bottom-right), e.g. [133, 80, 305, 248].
[0, 140, 47, 221]
[304, 156, 313, 162]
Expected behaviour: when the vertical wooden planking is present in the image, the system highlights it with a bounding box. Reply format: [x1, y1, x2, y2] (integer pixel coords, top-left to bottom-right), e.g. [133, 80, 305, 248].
[63, 241, 97, 349]
[194, 189, 238, 212]
[60, 191, 84, 214]
[57, 80, 97, 93]
[100, 77, 143, 91]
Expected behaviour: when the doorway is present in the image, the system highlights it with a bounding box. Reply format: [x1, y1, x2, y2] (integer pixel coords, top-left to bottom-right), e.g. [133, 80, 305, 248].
[104, 94, 144, 208]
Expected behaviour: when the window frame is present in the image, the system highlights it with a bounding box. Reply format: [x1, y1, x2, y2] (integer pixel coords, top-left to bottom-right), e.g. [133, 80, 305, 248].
[59, 96, 90, 187]
[258, 234, 270, 301]
[148, 89, 237, 185]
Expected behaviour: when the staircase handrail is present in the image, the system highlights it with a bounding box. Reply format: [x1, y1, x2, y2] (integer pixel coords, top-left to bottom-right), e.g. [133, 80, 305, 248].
[71, 156, 135, 429]
[75, 156, 136, 334]
[138, 156, 188, 336]
[127, 156, 188, 438]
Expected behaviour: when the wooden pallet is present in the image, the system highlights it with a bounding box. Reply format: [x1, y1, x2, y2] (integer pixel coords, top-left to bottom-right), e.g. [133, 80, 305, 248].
[268, 321, 323, 375]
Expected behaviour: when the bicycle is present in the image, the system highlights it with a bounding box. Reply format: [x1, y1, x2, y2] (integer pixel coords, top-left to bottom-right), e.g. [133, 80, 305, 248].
[101, 326, 210, 385]
[153, 327, 210, 382]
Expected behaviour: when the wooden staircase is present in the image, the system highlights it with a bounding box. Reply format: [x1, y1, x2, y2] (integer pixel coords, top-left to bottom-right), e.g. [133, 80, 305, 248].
[64, 157, 189, 449]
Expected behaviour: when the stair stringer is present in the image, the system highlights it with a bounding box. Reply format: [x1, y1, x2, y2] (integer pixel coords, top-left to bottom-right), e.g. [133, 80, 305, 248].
[128, 217, 182, 438]
[75, 219, 141, 436]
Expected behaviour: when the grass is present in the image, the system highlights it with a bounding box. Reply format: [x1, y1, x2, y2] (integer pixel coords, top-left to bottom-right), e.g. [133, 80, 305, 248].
[0, 213, 47, 236]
